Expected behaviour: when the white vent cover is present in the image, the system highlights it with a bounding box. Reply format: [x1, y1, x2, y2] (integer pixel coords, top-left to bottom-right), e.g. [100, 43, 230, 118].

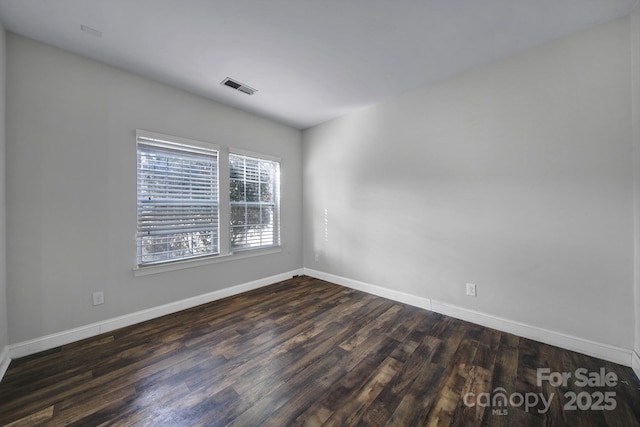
[221, 77, 257, 95]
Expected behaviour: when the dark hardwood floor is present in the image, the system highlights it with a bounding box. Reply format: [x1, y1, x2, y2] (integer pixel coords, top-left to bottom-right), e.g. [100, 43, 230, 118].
[1, 275, 639, 426]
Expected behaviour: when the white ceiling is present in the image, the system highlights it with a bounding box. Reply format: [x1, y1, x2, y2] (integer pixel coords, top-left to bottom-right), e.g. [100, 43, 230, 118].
[0, 0, 637, 129]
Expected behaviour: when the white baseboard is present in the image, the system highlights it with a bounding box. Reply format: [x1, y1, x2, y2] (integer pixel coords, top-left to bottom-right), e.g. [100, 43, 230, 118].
[8, 269, 303, 360]
[632, 351, 640, 380]
[0, 346, 10, 382]
[430, 300, 631, 366]
[304, 269, 432, 311]
[303, 268, 633, 368]
[5, 268, 636, 376]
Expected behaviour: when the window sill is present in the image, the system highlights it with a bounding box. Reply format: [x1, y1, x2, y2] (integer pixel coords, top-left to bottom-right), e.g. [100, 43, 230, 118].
[133, 246, 283, 277]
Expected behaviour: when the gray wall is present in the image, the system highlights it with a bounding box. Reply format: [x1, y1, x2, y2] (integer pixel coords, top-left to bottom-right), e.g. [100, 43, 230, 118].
[3, 15, 638, 358]
[6, 34, 302, 343]
[303, 16, 634, 350]
[633, 10, 640, 362]
[0, 24, 7, 354]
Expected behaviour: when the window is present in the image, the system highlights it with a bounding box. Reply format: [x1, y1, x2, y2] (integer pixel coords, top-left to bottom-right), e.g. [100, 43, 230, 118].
[137, 132, 219, 266]
[229, 152, 280, 251]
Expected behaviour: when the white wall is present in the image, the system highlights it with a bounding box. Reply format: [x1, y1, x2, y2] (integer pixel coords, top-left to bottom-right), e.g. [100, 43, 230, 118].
[0, 24, 7, 356]
[3, 13, 638, 364]
[632, 10, 640, 369]
[303, 16, 634, 350]
[5, 34, 302, 344]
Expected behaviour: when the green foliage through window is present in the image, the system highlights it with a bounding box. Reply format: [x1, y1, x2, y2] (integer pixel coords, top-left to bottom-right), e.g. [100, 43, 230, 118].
[137, 136, 219, 265]
[229, 153, 280, 251]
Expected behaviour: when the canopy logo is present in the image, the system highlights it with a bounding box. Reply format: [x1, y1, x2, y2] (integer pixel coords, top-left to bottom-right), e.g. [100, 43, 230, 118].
[463, 367, 618, 416]
[463, 387, 552, 416]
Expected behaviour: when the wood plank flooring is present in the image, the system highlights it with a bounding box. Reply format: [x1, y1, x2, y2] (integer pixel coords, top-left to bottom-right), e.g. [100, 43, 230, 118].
[1, 275, 639, 426]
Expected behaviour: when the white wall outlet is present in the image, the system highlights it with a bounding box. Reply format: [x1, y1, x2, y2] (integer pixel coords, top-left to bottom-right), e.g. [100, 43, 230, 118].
[466, 283, 477, 297]
[92, 291, 105, 306]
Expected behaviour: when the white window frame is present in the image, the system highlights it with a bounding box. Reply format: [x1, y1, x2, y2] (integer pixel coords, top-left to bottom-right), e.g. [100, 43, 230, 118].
[229, 148, 281, 252]
[134, 132, 282, 276]
[136, 130, 220, 267]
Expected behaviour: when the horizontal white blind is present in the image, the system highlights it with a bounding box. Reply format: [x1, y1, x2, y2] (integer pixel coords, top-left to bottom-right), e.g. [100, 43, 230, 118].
[137, 136, 219, 265]
[229, 153, 280, 251]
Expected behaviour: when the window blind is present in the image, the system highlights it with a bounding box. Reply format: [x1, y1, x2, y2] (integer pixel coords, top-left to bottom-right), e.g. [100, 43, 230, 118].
[137, 136, 219, 265]
[229, 153, 280, 251]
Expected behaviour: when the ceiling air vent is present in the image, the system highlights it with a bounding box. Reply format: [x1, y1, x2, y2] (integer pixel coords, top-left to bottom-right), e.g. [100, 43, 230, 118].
[221, 77, 257, 95]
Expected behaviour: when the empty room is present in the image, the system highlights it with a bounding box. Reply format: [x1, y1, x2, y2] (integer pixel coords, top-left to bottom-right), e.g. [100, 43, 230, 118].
[1, 0, 640, 426]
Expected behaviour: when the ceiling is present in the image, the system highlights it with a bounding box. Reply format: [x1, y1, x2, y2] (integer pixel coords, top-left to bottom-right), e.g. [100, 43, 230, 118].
[0, 0, 637, 130]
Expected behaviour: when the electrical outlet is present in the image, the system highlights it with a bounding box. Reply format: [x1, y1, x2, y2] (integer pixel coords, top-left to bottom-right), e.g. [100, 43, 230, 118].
[93, 291, 105, 306]
[466, 283, 477, 297]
